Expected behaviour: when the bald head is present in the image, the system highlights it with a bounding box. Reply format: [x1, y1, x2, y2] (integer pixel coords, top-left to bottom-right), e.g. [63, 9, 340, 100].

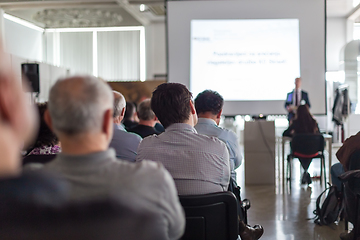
[113, 91, 126, 119]
[48, 76, 113, 135]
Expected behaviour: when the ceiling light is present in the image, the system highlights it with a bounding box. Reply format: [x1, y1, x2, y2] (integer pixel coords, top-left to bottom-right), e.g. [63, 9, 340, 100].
[139, 4, 146, 12]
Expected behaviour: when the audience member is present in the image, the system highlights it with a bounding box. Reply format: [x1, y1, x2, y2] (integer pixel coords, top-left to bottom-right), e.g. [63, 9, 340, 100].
[194, 90, 242, 185]
[23, 103, 61, 166]
[0, 48, 68, 209]
[43, 76, 185, 239]
[136, 83, 263, 240]
[331, 132, 360, 240]
[109, 91, 142, 162]
[0, 53, 37, 177]
[128, 98, 160, 138]
[0, 52, 176, 239]
[283, 105, 320, 184]
[122, 101, 138, 130]
[0, 196, 169, 240]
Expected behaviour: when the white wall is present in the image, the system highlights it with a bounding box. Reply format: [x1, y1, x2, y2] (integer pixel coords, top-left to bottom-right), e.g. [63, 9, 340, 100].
[327, 18, 347, 71]
[8, 54, 68, 102]
[4, 19, 43, 62]
[145, 22, 166, 80]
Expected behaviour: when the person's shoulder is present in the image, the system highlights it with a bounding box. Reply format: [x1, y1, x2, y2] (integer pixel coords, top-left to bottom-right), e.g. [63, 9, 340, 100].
[138, 133, 159, 144]
[117, 159, 172, 184]
[343, 131, 360, 145]
[115, 128, 142, 141]
[42, 155, 61, 169]
[125, 130, 142, 141]
[216, 125, 236, 135]
[195, 131, 228, 149]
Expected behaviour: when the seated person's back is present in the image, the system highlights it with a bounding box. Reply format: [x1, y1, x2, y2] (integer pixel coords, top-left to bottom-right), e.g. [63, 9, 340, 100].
[136, 83, 264, 240]
[42, 76, 185, 240]
[23, 102, 60, 166]
[136, 83, 230, 195]
[194, 90, 243, 185]
[283, 104, 319, 137]
[109, 91, 142, 162]
[282, 104, 320, 184]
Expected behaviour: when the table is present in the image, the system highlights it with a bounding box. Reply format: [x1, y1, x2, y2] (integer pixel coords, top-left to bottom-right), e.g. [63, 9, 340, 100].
[281, 134, 332, 185]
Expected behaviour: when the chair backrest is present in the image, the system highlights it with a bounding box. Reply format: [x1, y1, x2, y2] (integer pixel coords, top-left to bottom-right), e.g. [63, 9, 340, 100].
[0, 197, 167, 240]
[179, 192, 238, 240]
[348, 150, 360, 193]
[291, 133, 325, 155]
[22, 154, 57, 166]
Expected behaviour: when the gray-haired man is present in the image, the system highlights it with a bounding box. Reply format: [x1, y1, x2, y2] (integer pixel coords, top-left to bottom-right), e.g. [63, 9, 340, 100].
[43, 76, 185, 240]
[109, 91, 142, 162]
[128, 99, 160, 138]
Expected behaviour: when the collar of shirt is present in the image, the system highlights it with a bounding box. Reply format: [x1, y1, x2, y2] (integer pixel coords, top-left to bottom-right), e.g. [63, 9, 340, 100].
[114, 123, 126, 131]
[166, 123, 198, 133]
[294, 89, 302, 94]
[56, 149, 116, 165]
[197, 118, 217, 126]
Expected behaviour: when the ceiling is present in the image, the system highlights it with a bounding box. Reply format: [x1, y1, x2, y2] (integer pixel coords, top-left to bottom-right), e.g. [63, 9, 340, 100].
[0, 0, 358, 28]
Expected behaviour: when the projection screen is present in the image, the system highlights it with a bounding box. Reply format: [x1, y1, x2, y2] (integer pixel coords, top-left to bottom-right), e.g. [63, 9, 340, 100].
[166, 0, 326, 116]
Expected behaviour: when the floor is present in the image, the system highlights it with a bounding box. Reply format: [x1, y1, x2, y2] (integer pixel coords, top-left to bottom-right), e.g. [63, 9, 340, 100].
[236, 143, 350, 240]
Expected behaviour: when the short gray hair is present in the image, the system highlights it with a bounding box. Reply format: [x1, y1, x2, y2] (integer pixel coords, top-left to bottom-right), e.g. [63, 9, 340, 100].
[113, 91, 126, 118]
[137, 99, 155, 121]
[48, 76, 113, 135]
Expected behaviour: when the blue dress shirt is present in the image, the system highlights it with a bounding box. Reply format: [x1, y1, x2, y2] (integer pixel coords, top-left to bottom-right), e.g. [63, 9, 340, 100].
[195, 118, 242, 183]
[109, 123, 142, 162]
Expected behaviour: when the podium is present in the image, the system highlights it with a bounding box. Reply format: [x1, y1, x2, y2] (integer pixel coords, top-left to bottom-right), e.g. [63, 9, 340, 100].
[244, 121, 275, 185]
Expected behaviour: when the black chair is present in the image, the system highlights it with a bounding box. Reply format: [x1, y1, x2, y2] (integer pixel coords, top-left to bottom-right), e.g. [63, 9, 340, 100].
[339, 151, 360, 239]
[339, 169, 360, 240]
[22, 154, 57, 166]
[179, 192, 239, 240]
[286, 133, 326, 188]
[0, 197, 167, 240]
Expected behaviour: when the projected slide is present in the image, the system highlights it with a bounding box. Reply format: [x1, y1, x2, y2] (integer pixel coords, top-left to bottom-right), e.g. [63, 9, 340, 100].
[190, 19, 300, 101]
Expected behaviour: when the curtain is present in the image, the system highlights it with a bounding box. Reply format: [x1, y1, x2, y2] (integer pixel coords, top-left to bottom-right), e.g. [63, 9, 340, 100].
[60, 32, 93, 75]
[97, 31, 140, 81]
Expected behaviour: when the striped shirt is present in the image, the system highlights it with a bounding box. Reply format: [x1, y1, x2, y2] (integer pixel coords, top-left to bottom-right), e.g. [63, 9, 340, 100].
[136, 123, 230, 195]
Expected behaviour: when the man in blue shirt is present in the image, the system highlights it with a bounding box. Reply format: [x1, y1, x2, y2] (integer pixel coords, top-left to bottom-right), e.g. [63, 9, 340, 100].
[109, 91, 142, 162]
[194, 90, 243, 185]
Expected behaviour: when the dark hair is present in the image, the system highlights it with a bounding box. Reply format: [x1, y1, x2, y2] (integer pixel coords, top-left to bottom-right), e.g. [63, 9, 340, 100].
[294, 105, 318, 133]
[32, 103, 58, 149]
[124, 102, 136, 120]
[151, 83, 192, 128]
[194, 90, 224, 115]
